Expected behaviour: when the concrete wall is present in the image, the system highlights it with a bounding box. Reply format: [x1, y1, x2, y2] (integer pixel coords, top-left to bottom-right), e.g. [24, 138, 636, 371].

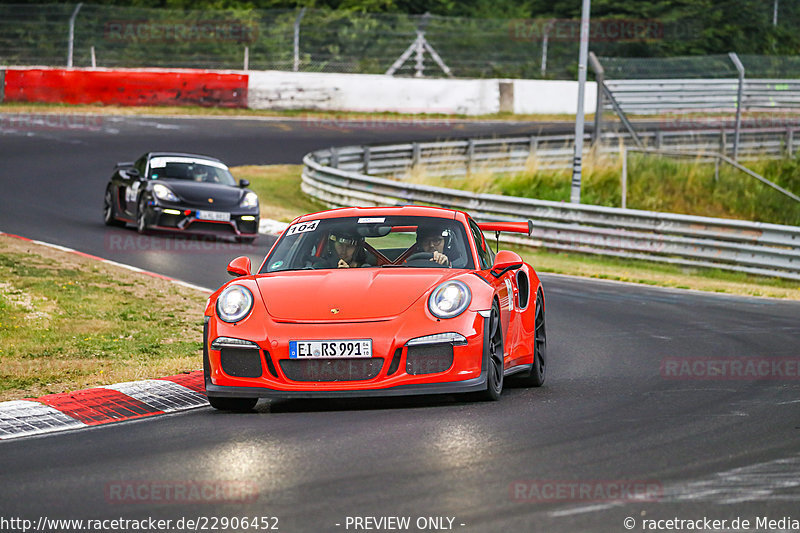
[1, 66, 597, 115]
[512, 79, 597, 115]
[247, 71, 501, 115]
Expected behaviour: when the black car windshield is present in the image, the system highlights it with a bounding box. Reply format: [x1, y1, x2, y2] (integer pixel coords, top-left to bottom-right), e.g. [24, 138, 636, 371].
[148, 157, 237, 186]
[260, 216, 475, 273]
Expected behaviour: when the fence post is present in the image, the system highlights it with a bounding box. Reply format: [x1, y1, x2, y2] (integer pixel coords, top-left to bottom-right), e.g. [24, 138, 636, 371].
[243, 46, 249, 71]
[621, 144, 627, 209]
[787, 128, 794, 158]
[330, 148, 339, 168]
[589, 52, 604, 146]
[729, 52, 745, 160]
[541, 19, 555, 77]
[67, 3, 83, 67]
[293, 7, 307, 72]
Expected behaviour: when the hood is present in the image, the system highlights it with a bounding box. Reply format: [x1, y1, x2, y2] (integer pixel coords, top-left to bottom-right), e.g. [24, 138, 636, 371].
[158, 179, 243, 208]
[255, 269, 461, 322]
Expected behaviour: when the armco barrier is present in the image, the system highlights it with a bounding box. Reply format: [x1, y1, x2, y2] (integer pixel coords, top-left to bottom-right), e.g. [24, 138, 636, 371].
[301, 136, 800, 281]
[3, 68, 248, 107]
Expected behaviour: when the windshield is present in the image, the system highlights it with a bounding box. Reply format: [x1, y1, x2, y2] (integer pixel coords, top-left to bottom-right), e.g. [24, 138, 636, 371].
[147, 157, 236, 186]
[260, 216, 475, 273]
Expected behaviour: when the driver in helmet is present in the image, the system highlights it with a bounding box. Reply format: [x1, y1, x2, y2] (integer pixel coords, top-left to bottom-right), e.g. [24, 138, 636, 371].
[415, 225, 451, 266]
[192, 165, 210, 182]
[328, 230, 370, 268]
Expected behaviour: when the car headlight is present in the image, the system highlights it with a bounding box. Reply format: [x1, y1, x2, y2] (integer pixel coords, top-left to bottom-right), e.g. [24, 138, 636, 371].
[428, 280, 471, 319]
[216, 285, 254, 323]
[240, 191, 259, 209]
[153, 183, 178, 202]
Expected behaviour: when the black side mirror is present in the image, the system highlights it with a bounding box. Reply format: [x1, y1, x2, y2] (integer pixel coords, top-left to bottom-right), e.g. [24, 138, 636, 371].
[239, 179, 250, 188]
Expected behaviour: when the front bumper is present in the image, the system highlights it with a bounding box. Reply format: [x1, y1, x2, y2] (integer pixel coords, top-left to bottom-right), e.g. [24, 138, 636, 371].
[148, 204, 259, 236]
[203, 313, 491, 399]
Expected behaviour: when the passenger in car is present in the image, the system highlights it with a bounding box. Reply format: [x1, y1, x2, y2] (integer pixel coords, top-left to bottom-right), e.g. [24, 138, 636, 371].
[318, 231, 375, 268]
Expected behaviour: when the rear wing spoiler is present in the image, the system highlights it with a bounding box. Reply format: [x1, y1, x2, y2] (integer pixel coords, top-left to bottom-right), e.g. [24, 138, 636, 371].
[477, 221, 533, 235]
[478, 220, 533, 252]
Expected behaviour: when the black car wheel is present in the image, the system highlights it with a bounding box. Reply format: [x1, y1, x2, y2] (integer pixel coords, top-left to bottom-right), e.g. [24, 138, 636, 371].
[103, 188, 125, 227]
[136, 197, 150, 234]
[478, 300, 504, 401]
[519, 291, 546, 387]
[207, 396, 258, 412]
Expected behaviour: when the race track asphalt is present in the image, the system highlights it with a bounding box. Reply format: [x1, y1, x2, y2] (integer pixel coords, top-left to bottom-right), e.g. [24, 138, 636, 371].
[1, 115, 799, 533]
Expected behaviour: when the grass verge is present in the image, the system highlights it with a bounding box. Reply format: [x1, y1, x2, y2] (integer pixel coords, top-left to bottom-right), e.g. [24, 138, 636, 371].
[0, 234, 207, 402]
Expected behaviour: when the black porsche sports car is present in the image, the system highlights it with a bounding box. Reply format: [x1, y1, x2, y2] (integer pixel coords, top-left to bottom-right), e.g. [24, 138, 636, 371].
[103, 152, 260, 243]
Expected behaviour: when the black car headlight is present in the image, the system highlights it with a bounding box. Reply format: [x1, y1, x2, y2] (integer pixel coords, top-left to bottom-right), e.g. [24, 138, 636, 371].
[216, 285, 254, 323]
[428, 280, 471, 319]
[240, 192, 259, 209]
[153, 183, 178, 202]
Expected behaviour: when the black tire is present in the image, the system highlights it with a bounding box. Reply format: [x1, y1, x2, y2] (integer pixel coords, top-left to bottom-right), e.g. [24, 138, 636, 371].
[478, 300, 504, 401]
[103, 187, 125, 227]
[519, 291, 546, 387]
[136, 196, 150, 234]
[207, 396, 258, 412]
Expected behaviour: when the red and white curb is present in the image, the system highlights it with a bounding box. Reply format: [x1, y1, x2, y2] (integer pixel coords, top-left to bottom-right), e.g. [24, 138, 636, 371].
[0, 221, 291, 441]
[0, 372, 206, 441]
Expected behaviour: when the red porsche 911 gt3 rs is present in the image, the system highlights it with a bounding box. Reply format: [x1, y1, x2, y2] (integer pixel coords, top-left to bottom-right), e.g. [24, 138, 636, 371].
[203, 205, 546, 411]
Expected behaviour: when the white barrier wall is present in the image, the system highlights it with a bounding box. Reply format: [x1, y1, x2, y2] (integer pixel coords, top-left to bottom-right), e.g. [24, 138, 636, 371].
[248, 71, 500, 115]
[247, 71, 597, 115]
[512, 79, 597, 115]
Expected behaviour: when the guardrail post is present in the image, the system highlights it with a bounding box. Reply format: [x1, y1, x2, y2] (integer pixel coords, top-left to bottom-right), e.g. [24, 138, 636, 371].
[412, 142, 421, 167]
[363, 146, 371, 174]
[330, 148, 339, 168]
[655, 131, 663, 150]
[529, 136, 538, 157]
[787, 129, 794, 158]
[729, 52, 745, 160]
[466, 139, 475, 175]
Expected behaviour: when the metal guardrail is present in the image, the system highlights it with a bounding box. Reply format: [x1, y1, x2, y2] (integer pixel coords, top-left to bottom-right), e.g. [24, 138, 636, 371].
[327, 128, 799, 177]
[302, 131, 800, 280]
[604, 78, 800, 114]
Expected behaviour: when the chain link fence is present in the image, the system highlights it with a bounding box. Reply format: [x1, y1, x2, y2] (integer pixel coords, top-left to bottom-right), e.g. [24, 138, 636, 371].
[0, 4, 708, 79]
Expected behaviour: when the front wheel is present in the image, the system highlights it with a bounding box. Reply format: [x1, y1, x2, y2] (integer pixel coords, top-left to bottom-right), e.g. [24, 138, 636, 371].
[207, 396, 258, 412]
[136, 197, 150, 234]
[477, 300, 504, 401]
